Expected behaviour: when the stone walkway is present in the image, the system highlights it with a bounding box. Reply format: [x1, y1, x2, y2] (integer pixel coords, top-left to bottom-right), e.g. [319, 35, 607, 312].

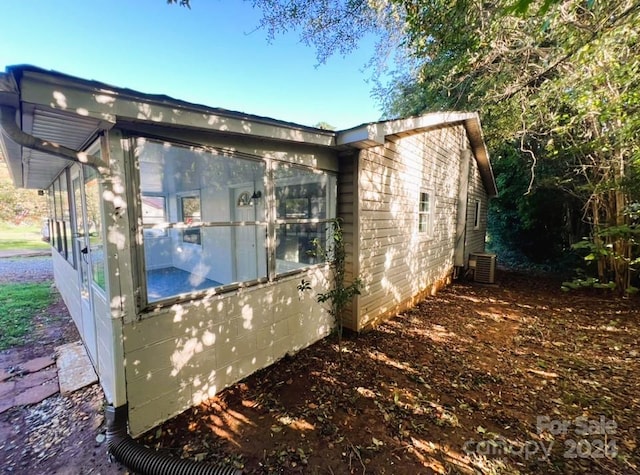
[0, 342, 97, 414]
[0, 355, 59, 414]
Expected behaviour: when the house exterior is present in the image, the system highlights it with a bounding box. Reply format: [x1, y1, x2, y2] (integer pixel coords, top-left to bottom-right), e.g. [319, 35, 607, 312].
[0, 66, 496, 436]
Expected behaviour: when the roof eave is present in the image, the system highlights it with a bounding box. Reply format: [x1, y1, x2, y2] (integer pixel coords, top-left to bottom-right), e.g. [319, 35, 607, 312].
[14, 66, 337, 148]
[336, 112, 498, 197]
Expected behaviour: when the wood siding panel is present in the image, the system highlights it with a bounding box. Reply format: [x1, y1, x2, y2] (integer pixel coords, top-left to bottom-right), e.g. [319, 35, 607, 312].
[355, 126, 465, 330]
[337, 154, 358, 330]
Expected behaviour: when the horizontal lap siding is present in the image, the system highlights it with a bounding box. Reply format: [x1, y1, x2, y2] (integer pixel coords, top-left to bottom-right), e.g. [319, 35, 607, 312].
[356, 127, 464, 329]
[465, 139, 489, 257]
[338, 154, 358, 330]
[123, 270, 332, 436]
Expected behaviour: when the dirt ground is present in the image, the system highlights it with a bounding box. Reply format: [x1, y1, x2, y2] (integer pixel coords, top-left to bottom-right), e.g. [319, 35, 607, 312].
[1, 270, 639, 474]
[0, 295, 126, 474]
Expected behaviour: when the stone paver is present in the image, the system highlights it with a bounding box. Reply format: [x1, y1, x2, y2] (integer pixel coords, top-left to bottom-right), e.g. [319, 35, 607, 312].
[0, 366, 59, 414]
[0, 342, 93, 414]
[20, 356, 55, 373]
[13, 379, 59, 407]
[56, 341, 97, 394]
[0, 368, 13, 382]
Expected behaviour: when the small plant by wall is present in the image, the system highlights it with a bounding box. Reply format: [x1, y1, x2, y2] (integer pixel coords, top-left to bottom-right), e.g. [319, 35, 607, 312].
[297, 218, 362, 356]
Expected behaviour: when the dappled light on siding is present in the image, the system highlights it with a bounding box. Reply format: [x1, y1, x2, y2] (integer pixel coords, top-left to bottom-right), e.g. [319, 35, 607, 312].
[52, 91, 67, 109]
[355, 125, 478, 329]
[123, 266, 333, 436]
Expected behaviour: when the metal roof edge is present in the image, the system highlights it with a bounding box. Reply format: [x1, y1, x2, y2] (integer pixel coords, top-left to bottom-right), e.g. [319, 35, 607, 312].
[7, 65, 337, 147]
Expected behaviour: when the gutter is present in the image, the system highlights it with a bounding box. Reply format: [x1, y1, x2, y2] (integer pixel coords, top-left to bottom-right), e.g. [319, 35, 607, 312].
[0, 105, 110, 175]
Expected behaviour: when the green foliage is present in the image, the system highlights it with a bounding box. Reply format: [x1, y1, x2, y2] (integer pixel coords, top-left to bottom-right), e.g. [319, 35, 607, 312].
[314, 121, 336, 130]
[0, 282, 53, 350]
[298, 219, 362, 350]
[0, 156, 48, 225]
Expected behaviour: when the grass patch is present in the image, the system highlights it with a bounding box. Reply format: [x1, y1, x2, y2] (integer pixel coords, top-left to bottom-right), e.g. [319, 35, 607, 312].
[0, 282, 53, 350]
[0, 222, 49, 251]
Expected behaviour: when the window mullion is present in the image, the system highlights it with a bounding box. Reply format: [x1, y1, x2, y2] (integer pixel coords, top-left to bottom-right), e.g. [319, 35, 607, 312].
[266, 158, 276, 281]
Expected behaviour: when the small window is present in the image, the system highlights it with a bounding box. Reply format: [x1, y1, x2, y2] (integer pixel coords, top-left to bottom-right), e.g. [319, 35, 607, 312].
[179, 193, 201, 245]
[418, 191, 432, 235]
[473, 199, 481, 229]
[141, 194, 168, 237]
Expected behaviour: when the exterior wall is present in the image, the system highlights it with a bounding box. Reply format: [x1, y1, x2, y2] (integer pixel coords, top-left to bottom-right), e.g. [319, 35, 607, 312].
[464, 137, 489, 257]
[337, 153, 359, 330]
[123, 268, 331, 436]
[52, 251, 82, 331]
[111, 127, 338, 436]
[354, 126, 468, 330]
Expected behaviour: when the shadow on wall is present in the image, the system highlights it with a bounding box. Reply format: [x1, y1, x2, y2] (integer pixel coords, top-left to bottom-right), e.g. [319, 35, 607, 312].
[357, 128, 463, 326]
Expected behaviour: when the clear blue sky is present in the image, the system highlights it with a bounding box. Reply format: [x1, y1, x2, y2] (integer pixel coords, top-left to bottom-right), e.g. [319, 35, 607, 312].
[0, 0, 384, 130]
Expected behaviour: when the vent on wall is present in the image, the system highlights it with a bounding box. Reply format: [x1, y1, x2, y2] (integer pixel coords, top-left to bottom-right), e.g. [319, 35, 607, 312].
[469, 253, 497, 284]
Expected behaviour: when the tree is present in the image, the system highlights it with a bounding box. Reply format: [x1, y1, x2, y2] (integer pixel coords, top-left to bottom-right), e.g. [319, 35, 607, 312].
[168, 0, 639, 293]
[0, 153, 48, 225]
[243, 0, 640, 294]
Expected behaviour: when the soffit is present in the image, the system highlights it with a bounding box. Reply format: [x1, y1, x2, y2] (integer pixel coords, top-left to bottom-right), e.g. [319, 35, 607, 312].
[20, 105, 102, 189]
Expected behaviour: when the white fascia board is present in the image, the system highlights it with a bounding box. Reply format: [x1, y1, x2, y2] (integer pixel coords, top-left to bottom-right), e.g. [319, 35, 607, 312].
[18, 70, 335, 147]
[336, 123, 385, 148]
[337, 112, 478, 148]
[462, 116, 498, 197]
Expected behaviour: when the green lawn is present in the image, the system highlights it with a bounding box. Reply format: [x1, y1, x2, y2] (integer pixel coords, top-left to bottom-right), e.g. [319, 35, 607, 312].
[0, 222, 49, 251]
[0, 282, 53, 350]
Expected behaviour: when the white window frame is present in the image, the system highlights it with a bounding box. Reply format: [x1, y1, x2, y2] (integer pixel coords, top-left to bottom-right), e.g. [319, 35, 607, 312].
[141, 193, 168, 238]
[418, 190, 433, 237]
[177, 191, 202, 245]
[473, 198, 481, 230]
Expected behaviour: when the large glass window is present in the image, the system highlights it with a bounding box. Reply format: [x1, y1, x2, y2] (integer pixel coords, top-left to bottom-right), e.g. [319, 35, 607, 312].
[59, 172, 73, 265]
[178, 193, 202, 244]
[84, 167, 105, 291]
[141, 194, 168, 238]
[136, 138, 337, 304]
[137, 139, 269, 303]
[274, 163, 337, 274]
[49, 172, 73, 264]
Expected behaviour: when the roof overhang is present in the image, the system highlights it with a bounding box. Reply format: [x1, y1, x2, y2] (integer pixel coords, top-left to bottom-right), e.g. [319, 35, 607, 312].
[0, 65, 336, 189]
[0, 65, 496, 197]
[337, 112, 498, 197]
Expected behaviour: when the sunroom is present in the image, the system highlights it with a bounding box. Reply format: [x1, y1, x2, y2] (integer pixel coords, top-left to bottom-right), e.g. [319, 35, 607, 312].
[135, 138, 337, 305]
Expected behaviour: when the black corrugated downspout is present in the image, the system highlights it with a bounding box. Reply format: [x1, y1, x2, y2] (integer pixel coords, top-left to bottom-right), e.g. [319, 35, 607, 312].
[106, 406, 242, 475]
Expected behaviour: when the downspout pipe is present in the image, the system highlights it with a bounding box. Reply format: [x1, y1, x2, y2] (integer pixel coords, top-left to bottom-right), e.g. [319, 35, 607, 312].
[106, 406, 243, 475]
[0, 105, 110, 175]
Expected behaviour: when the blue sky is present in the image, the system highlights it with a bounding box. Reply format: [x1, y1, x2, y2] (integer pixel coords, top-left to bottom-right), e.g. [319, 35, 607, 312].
[0, 0, 384, 129]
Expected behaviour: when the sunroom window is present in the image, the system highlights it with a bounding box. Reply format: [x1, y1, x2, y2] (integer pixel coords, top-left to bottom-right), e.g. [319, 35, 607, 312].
[274, 163, 337, 274]
[141, 194, 168, 238]
[178, 193, 202, 245]
[137, 139, 268, 303]
[136, 138, 337, 304]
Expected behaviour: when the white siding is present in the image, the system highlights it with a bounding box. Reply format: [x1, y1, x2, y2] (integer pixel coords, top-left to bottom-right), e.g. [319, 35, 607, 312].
[123, 269, 332, 436]
[52, 252, 82, 331]
[354, 126, 466, 329]
[337, 153, 359, 330]
[464, 137, 489, 257]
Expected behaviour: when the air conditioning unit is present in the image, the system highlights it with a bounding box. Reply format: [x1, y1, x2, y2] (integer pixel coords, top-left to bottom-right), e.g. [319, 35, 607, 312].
[469, 253, 497, 284]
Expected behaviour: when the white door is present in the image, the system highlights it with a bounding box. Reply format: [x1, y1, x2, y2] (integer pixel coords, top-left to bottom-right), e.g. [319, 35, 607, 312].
[233, 189, 259, 282]
[71, 167, 98, 366]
